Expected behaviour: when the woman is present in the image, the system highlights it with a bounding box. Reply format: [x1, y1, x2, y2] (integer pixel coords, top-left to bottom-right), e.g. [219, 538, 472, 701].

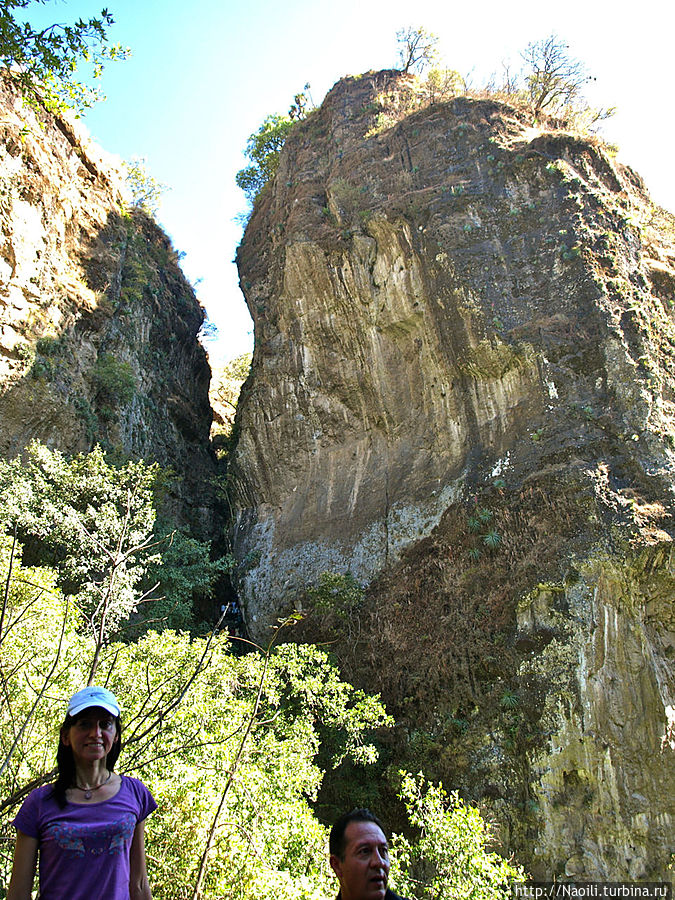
[8, 686, 156, 900]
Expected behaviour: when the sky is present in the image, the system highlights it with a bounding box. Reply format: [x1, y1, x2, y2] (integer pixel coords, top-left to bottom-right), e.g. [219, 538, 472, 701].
[25, 0, 675, 364]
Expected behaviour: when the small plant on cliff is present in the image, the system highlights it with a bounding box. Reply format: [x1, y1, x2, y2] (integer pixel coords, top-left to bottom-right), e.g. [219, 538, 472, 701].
[0, 0, 129, 114]
[308, 571, 365, 622]
[466, 505, 502, 557]
[91, 352, 136, 409]
[483, 529, 502, 550]
[124, 157, 167, 218]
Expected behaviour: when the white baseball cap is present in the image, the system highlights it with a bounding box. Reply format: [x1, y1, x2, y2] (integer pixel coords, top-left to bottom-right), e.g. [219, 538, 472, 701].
[67, 686, 120, 718]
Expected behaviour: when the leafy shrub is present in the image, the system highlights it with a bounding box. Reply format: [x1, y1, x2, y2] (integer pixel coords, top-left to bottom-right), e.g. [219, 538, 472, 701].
[308, 572, 365, 621]
[92, 352, 136, 407]
[390, 772, 526, 898]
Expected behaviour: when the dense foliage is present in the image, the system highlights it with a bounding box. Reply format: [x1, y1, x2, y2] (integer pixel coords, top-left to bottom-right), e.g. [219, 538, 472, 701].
[235, 114, 296, 203]
[0, 444, 526, 896]
[0, 441, 227, 641]
[0, 0, 128, 113]
[390, 774, 525, 899]
[0, 535, 390, 898]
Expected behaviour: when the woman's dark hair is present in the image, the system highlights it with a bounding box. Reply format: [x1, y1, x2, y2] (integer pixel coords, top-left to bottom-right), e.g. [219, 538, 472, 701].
[52, 710, 122, 808]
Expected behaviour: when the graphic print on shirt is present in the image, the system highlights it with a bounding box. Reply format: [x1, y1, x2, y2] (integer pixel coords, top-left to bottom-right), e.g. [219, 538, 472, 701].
[45, 813, 136, 857]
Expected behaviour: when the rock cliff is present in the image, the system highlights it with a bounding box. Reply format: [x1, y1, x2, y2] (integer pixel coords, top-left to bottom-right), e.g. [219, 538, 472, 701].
[232, 71, 675, 877]
[0, 75, 215, 531]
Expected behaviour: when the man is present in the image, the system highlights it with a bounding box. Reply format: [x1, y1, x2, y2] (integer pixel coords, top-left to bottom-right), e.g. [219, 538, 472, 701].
[329, 808, 409, 900]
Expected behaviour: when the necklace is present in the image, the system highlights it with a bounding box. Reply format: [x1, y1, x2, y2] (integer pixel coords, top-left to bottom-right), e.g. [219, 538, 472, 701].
[74, 770, 112, 800]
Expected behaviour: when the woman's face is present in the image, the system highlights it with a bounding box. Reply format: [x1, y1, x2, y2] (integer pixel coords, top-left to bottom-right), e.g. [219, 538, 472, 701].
[62, 706, 120, 765]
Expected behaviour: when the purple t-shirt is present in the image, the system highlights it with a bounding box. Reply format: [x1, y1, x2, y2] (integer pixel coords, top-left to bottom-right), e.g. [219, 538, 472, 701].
[12, 775, 157, 900]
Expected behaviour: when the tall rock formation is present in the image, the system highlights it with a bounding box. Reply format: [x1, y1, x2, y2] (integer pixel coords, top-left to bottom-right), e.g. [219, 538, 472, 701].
[232, 71, 675, 878]
[0, 75, 215, 531]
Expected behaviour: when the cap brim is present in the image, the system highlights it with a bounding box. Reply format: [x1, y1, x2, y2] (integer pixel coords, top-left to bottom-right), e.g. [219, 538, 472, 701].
[68, 700, 120, 718]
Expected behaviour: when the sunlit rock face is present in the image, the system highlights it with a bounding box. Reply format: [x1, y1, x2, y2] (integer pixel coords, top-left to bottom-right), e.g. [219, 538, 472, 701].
[0, 75, 215, 532]
[232, 70, 675, 876]
[232, 69, 675, 625]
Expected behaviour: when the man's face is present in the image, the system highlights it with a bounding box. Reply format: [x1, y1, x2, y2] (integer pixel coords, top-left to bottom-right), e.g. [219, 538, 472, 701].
[330, 820, 390, 900]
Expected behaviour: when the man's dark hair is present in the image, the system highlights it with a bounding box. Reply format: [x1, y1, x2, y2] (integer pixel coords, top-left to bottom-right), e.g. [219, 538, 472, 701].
[329, 808, 387, 859]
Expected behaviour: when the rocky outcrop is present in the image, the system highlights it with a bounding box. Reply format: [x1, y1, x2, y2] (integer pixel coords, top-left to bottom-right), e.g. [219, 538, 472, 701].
[232, 71, 675, 877]
[0, 75, 215, 531]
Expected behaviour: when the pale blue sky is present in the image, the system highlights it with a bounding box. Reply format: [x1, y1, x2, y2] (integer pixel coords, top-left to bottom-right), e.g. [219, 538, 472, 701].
[27, 0, 674, 363]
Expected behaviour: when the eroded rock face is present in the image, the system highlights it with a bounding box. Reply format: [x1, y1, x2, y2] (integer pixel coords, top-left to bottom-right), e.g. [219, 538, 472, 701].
[232, 71, 675, 876]
[233, 70, 675, 624]
[518, 551, 674, 878]
[0, 76, 215, 531]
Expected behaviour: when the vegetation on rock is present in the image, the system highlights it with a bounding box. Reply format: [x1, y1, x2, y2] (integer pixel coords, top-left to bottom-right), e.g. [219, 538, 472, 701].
[124, 157, 168, 218]
[236, 31, 614, 205]
[236, 114, 297, 203]
[236, 88, 313, 203]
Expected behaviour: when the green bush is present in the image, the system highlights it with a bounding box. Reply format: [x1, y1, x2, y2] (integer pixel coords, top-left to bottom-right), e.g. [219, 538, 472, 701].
[92, 353, 136, 407]
[390, 772, 526, 898]
[308, 571, 365, 621]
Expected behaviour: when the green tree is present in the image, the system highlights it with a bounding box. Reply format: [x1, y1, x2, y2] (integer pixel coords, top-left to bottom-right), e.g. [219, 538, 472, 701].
[0, 0, 128, 113]
[0, 442, 162, 676]
[396, 26, 439, 75]
[0, 533, 82, 788]
[235, 114, 295, 202]
[390, 772, 526, 898]
[143, 526, 233, 631]
[235, 87, 314, 204]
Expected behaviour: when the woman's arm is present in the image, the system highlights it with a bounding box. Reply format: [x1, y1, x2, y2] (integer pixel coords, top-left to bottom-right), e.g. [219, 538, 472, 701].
[129, 819, 152, 900]
[7, 831, 39, 900]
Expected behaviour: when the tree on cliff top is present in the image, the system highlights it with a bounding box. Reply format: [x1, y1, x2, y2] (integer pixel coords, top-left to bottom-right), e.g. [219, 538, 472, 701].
[396, 25, 439, 74]
[522, 34, 590, 118]
[235, 114, 295, 203]
[236, 87, 312, 204]
[519, 34, 614, 128]
[0, 0, 128, 113]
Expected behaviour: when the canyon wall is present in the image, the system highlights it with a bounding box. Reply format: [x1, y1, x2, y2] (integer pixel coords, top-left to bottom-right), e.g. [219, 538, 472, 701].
[0, 75, 215, 531]
[232, 71, 675, 877]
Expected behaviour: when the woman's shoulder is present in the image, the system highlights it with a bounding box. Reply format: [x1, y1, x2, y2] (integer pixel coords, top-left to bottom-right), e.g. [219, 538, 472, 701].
[12, 783, 56, 833]
[119, 774, 158, 816]
[21, 782, 56, 807]
[120, 774, 150, 793]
